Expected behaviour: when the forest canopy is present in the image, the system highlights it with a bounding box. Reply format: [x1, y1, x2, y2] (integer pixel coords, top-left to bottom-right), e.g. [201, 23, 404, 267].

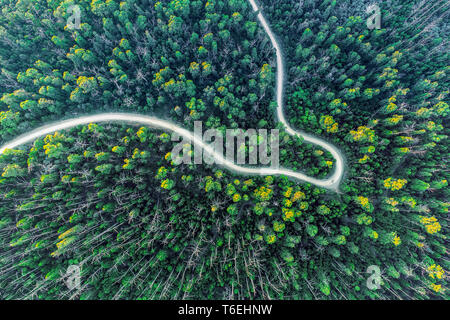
[0, 0, 448, 300]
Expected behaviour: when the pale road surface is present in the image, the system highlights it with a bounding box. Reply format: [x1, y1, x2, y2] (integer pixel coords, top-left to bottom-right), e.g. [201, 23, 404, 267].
[0, 0, 345, 191]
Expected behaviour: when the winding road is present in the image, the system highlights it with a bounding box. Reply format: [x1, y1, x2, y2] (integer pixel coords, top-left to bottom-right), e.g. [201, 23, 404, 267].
[0, 0, 345, 192]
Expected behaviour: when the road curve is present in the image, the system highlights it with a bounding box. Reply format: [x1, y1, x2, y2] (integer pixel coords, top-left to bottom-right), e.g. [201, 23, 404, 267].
[248, 0, 345, 191]
[0, 0, 345, 191]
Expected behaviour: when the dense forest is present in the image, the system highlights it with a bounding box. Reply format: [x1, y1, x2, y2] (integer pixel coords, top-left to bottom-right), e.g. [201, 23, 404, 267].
[0, 0, 448, 299]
